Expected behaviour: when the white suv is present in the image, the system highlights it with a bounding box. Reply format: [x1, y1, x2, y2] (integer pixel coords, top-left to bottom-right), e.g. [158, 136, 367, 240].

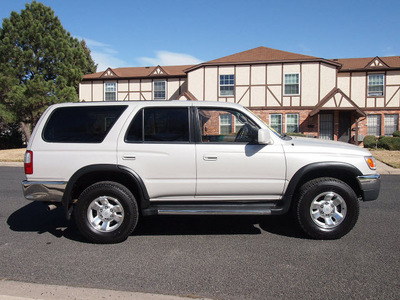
[22, 101, 380, 243]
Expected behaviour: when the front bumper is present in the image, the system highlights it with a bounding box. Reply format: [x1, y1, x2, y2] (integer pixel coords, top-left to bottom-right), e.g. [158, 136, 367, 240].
[22, 181, 67, 203]
[357, 174, 381, 201]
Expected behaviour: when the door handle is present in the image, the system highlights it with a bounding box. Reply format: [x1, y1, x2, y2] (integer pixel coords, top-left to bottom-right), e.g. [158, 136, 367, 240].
[122, 155, 136, 160]
[203, 155, 218, 161]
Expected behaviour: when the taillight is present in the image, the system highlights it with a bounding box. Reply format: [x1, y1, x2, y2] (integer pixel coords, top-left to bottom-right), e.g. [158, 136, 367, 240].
[24, 150, 33, 174]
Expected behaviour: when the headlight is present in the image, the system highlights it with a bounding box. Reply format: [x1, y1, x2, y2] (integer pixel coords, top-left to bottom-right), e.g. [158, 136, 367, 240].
[365, 156, 377, 170]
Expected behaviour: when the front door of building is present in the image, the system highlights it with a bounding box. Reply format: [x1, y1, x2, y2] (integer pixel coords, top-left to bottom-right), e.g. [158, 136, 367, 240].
[319, 113, 334, 140]
[338, 111, 352, 143]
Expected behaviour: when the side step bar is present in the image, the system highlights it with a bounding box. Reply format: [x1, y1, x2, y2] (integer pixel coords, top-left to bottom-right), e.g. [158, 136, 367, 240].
[143, 203, 280, 216]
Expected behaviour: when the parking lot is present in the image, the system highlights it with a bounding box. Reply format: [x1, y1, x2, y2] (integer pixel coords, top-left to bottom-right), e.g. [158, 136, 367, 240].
[0, 166, 399, 299]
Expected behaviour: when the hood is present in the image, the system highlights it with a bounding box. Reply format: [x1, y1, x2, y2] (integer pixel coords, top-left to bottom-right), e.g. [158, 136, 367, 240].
[283, 136, 371, 156]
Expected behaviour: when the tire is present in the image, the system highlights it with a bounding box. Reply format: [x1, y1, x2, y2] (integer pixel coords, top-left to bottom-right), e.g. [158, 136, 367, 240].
[74, 181, 138, 244]
[294, 177, 359, 240]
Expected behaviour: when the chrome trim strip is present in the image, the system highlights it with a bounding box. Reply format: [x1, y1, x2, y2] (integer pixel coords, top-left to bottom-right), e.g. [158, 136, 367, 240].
[22, 181, 67, 203]
[357, 174, 381, 184]
[157, 209, 272, 215]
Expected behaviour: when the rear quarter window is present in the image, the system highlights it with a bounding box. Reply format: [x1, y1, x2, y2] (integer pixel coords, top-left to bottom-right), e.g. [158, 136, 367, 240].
[42, 105, 127, 143]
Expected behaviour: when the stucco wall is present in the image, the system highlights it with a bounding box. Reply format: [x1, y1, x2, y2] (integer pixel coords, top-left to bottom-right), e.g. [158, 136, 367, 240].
[79, 78, 186, 101]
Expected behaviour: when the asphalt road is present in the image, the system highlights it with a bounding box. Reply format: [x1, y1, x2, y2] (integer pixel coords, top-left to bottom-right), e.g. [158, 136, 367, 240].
[0, 167, 399, 300]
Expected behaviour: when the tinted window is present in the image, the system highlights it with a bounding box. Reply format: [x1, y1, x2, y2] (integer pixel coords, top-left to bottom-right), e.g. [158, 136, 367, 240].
[43, 106, 127, 143]
[198, 108, 258, 143]
[125, 107, 189, 142]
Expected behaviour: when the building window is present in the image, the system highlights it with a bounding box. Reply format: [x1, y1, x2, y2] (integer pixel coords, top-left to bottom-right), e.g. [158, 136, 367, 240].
[270, 114, 283, 135]
[219, 75, 235, 97]
[367, 114, 382, 136]
[234, 116, 245, 133]
[384, 114, 399, 136]
[368, 74, 384, 96]
[154, 80, 166, 100]
[286, 114, 299, 133]
[284, 74, 300, 95]
[104, 82, 116, 101]
[219, 114, 232, 134]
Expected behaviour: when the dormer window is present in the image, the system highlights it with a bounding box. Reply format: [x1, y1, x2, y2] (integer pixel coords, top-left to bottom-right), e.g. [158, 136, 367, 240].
[104, 82, 117, 101]
[154, 80, 166, 100]
[368, 74, 384, 96]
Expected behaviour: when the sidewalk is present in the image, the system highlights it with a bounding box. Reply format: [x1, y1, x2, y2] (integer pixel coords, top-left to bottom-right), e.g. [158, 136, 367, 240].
[0, 280, 212, 300]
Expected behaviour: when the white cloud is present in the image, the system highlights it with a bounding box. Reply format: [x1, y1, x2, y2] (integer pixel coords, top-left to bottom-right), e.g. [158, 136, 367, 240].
[91, 51, 126, 72]
[138, 51, 202, 66]
[79, 37, 126, 71]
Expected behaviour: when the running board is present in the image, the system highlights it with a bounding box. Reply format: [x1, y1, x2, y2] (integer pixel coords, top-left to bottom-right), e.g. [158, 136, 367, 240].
[142, 203, 279, 216]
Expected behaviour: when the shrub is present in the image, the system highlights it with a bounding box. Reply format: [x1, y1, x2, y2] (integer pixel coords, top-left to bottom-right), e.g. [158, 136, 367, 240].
[377, 136, 400, 150]
[393, 131, 400, 137]
[363, 135, 377, 149]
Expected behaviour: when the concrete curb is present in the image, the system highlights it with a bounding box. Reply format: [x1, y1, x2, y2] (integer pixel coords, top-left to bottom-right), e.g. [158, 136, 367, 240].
[0, 280, 212, 300]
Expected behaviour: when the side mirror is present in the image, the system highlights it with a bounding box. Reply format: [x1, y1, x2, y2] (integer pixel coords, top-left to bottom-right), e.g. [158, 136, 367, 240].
[258, 129, 273, 145]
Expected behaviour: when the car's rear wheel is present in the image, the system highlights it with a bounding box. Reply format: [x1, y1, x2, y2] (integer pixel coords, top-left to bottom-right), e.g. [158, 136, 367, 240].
[74, 181, 138, 243]
[295, 177, 359, 239]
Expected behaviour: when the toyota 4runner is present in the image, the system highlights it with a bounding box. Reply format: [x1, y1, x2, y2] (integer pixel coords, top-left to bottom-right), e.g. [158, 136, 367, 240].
[22, 101, 380, 243]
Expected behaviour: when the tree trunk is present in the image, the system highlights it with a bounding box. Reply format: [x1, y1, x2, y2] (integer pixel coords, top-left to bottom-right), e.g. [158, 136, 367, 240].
[20, 122, 31, 145]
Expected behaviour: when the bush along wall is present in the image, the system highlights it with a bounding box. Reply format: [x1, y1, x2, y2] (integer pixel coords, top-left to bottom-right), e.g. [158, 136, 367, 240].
[377, 136, 400, 150]
[363, 135, 378, 149]
[364, 134, 400, 150]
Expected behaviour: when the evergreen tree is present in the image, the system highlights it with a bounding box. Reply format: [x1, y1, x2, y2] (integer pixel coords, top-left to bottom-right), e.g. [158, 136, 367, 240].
[0, 1, 97, 141]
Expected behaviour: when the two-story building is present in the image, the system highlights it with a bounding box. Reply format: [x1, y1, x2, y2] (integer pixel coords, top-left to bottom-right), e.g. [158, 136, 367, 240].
[79, 46, 400, 143]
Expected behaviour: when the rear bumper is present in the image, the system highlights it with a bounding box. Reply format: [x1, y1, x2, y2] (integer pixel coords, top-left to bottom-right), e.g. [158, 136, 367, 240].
[22, 180, 67, 203]
[357, 174, 381, 201]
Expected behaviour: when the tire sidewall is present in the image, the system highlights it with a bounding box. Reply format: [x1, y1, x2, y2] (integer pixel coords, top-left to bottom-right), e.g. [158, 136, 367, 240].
[74, 182, 138, 243]
[297, 178, 359, 239]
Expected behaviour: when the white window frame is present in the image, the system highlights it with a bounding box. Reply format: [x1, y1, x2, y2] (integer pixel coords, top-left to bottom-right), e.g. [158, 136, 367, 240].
[384, 114, 399, 136]
[219, 114, 232, 134]
[284, 73, 300, 96]
[368, 74, 385, 97]
[104, 82, 117, 101]
[270, 114, 283, 135]
[367, 114, 382, 136]
[153, 80, 167, 100]
[219, 74, 235, 97]
[234, 115, 245, 133]
[286, 113, 299, 133]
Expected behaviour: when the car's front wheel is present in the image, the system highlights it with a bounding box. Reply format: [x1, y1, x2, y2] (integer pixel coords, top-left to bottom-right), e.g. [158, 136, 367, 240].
[294, 177, 359, 239]
[74, 181, 138, 243]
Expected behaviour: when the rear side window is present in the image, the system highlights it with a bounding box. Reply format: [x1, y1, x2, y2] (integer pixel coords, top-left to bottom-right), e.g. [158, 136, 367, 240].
[43, 106, 127, 143]
[125, 107, 189, 142]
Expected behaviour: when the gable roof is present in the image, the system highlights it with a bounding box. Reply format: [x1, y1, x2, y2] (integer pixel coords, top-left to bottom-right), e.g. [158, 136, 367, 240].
[310, 88, 365, 118]
[83, 65, 193, 80]
[332, 56, 400, 72]
[185, 46, 340, 72]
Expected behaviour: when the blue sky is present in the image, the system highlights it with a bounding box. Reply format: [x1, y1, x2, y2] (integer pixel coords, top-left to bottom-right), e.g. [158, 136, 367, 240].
[1, 0, 399, 72]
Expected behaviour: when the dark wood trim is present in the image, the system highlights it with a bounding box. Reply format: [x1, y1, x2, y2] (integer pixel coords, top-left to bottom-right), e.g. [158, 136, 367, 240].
[203, 67, 206, 100]
[281, 64, 284, 105]
[217, 66, 220, 101]
[318, 63, 321, 102]
[265, 64, 268, 107]
[267, 86, 282, 106]
[237, 87, 249, 104]
[234, 65, 237, 103]
[184, 58, 341, 72]
[249, 65, 252, 107]
[385, 86, 400, 107]
[300, 63, 302, 106]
